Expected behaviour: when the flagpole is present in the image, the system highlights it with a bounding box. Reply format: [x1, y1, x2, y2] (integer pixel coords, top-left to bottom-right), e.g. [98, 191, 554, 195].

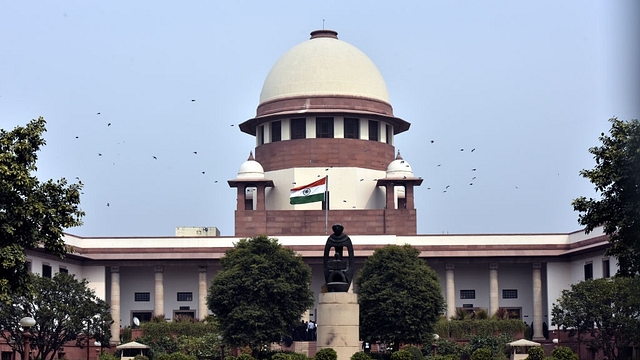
[325, 175, 328, 234]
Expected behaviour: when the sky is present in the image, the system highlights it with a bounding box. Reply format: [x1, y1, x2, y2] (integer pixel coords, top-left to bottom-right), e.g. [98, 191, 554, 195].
[1, 1, 638, 237]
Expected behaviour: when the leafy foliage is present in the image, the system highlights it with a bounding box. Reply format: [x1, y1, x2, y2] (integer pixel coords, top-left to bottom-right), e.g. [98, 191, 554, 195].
[433, 318, 525, 339]
[572, 117, 640, 276]
[429, 338, 463, 357]
[551, 277, 640, 360]
[0, 117, 84, 302]
[351, 351, 373, 360]
[525, 347, 544, 360]
[551, 346, 578, 360]
[207, 235, 314, 356]
[315, 348, 338, 360]
[0, 272, 112, 360]
[463, 334, 513, 360]
[470, 348, 492, 360]
[390, 350, 413, 360]
[356, 245, 445, 350]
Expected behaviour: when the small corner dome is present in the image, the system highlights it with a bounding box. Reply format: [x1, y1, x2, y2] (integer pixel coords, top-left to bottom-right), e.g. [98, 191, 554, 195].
[237, 152, 264, 179]
[386, 151, 414, 178]
[259, 30, 390, 105]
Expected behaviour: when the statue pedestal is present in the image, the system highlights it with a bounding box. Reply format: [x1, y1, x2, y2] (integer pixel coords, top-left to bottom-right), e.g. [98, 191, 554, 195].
[317, 292, 359, 360]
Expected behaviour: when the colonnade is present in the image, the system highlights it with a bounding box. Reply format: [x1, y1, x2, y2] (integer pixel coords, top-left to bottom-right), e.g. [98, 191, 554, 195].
[444, 263, 544, 340]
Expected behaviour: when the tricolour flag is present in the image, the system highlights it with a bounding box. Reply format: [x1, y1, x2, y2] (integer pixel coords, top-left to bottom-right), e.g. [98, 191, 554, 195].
[290, 177, 327, 205]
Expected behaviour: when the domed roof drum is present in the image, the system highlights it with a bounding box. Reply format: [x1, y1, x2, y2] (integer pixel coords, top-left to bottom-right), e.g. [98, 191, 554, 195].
[237, 152, 265, 179]
[240, 30, 410, 136]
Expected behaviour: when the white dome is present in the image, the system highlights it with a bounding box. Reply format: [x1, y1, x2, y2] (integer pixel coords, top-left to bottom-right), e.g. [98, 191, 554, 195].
[259, 30, 390, 105]
[386, 151, 414, 179]
[237, 152, 264, 179]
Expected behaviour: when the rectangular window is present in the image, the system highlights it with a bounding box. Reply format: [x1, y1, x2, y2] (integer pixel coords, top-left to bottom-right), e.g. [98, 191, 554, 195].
[460, 290, 475, 299]
[602, 259, 610, 278]
[316, 117, 334, 138]
[344, 118, 360, 139]
[135, 292, 151, 302]
[502, 289, 518, 299]
[584, 262, 593, 280]
[132, 311, 152, 324]
[368, 120, 379, 141]
[271, 121, 281, 142]
[26, 261, 32, 273]
[386, 124, 392, 144]
[42, 264, 52, 279]
[291, 118, 306, 139]
[257, 125, 264, 145]
[59, 267, 68, 274]
[177, 292, 193, 301]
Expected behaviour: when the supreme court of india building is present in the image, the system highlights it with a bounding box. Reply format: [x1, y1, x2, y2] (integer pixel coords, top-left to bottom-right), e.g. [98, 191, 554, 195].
[21, 29, 613, 347]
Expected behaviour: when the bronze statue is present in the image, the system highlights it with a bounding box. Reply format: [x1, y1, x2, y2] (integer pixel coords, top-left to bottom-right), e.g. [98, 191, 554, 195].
[323, 224, 354, 292]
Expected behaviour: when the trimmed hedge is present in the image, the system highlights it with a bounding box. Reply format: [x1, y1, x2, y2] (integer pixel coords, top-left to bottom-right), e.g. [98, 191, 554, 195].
[433, 319, 525, 339]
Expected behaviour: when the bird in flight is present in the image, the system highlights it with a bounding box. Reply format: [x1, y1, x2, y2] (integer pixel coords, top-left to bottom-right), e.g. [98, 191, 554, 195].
[107, 123, 111, 127]
[472, 168, 477, 171]
[191, 99, 196, 102]
[202, 171, 205, 174]
[152, 156, 157, 160]
[471, 148, 476, 152]
[460, 148, 464, 151]
[472, 176, 476, 180]
[96, 112, 101, 115]
[430, 140, 434, 143]
[98, 153, 102, 156]
[445, 185, 450, 189]
[106, 203, 110, 207]
[193, 151, 198, 154]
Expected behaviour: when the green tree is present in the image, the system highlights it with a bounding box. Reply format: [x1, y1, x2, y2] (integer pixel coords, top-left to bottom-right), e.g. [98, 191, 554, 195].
[572, 117, 640, 276]
[0, 272, 112, 360]
[207, 235, 314, 357]
[0, 117, 84, 302]
[551, 277, 640, 360]
[355, 245, 445, 351]
[551, 346, 578, 360]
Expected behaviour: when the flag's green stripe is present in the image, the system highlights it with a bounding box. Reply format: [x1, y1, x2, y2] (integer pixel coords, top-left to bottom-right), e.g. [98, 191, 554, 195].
[290, 193, 324, 205]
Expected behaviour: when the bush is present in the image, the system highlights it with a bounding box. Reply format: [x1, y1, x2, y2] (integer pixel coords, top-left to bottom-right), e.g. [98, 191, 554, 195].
[133, 355, 149, 360]
[470, 348, 492, 360]
[391, 350, 413, 360]
[430, 339, 463, 357]
[369, 351, 392, 360]
[99, 353, 120, 360]
[551, 346, 577, 360]
[402, 346, 423, 360]
[351, 352, 373, 360]
[315, 348, 337, 360]
[238, 354, 255, 360]
[525, 347, 544, 360]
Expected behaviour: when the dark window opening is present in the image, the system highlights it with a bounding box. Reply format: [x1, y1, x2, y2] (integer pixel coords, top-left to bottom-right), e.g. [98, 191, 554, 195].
[316, 117, 334, 138]
[132, 311, 152, 324]
[42, 264, 52, 279]
[177, 292, 193, 301]
[344, 118, 360, 139]
[368, 120, 379, 141]
[386, 124, 392, 144]
[59, 267, 68, 274]
[291, 118, 306, 139]
[603, 259, 610, 278]
[258, 126, 264, 145]
[173, 310, 195, 320]
[502, 289, 518, 299]
[460, 290, 475, 299]
[135, 292, 151, 302]
[584, 262, 593, 280]
[271, 121, 281, 142]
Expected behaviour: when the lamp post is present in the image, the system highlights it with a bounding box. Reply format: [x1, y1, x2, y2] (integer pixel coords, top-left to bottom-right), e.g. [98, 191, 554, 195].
[218, 335, 225, 360]
[19, 317, 36, 360]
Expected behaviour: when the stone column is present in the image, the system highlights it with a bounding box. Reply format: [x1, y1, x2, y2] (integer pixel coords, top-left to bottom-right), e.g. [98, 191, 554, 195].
[405, 185, 415, 209]
[385, 184, 395, 209]
[489, 263, 499, 316]
[532, 263, 544, 340]
[198, 266, 208, 320]
[110, 266, 120, 344]
[154, 266, 164, 318]
[236, 186, 245, 211]
[445, 263, 455, 319]
[255, 184, 265, 210]
[317, 292, 359, 360]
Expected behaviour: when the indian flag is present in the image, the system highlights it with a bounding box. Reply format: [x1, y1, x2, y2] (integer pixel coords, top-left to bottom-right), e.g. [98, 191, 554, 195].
[290, 177, 327, 205]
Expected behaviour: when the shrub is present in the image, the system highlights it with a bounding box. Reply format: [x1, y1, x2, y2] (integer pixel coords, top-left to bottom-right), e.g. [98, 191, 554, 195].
[224, 356, 237, 360]
[402, 345, 424, 360]
[430, 339, 463, 357]
[551, 346, 577, 360]
[474, 309, 489, 320]
[525, 347, 544, 360]
[133, 355, 149, 360]
[169, 353, 197, 360]
[470, 348, 492, 360]
[351, 351, 373, 360]
[271, 353, 292, 360]
[315, 348, 337, 360]
[238, 354, 255, 360]
[391, 350, 413, 360]
[99, 353, 120, 360]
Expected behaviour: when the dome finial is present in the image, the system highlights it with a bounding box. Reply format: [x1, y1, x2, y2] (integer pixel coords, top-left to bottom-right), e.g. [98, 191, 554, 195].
[310, 29, 338, 39]
[396, 150, 403, 160]
[248, 151, 254, 161]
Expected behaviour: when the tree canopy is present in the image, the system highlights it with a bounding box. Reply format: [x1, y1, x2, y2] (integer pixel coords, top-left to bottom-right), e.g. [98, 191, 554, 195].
[572, 117, 640, 276]
[206, 235, 314, 356]
[551, 276, 640, 360]
[0, 272, 113, 360]
[355, 244, 445, 350]
[0, 117, 84, 302]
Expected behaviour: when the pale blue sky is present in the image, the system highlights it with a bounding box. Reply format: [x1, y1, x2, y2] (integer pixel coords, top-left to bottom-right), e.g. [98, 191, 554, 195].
[1, 1, 638, 237]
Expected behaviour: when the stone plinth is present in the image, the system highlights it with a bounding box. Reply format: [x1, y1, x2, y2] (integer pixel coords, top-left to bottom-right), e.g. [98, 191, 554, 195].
[317, 292, 359, 360]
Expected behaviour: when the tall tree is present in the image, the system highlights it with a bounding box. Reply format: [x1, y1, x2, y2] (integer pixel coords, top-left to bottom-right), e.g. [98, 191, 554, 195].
[0, 117, 84, 302]
[572, 117, 640, 276]
[207, 235, 314, 357]
[0, 272, 113, 360]
[551, 277, 640, 360]
[355, 244, 445, 351]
